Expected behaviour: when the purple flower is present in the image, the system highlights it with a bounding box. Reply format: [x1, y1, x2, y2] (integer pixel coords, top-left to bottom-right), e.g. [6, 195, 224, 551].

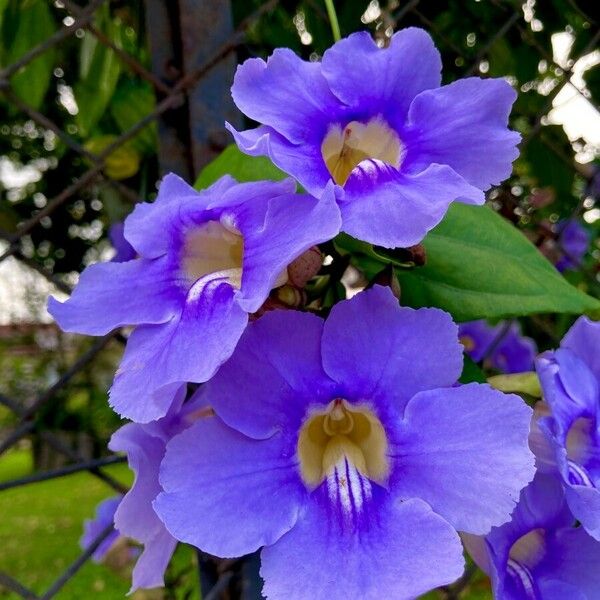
[555, 219, 590, 272]
[80, 495, 122, 562]
[533, 316, 600, 540]
[108, 222, 136, 263]
[228, 28, 520, 248]
[48, 174, 340, 422]
[109, 385, 206, 592]
[459, 320, 537, 374]
[154, 286, 534, 599]
[463, 473, 600, 599]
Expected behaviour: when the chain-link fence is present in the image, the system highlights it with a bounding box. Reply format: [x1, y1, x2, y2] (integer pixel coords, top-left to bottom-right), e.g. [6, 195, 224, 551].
[0, 0, 598, 598]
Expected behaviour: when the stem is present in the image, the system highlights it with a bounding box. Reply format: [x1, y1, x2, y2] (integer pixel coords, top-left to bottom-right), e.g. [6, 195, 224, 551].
[324, 0, 341, 42]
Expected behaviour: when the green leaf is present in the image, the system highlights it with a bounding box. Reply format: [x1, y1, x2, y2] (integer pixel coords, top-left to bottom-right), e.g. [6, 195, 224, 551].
[194, 145, 287, 190]
[74, 11, 122, 137]
[394, 203, 600, 322]
[4, 0, 56, 110]
[110, 79, 157, 154]
[459, 355, 486, 384]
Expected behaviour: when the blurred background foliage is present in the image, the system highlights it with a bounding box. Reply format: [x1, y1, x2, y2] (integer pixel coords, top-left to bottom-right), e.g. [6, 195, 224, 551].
[0, 0, 598, 598]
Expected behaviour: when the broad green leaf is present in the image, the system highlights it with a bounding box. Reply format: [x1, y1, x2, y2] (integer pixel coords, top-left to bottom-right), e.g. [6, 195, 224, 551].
[74, 10, 122, 137]
[393, 203, 600, 322]
[194, 145, 287, 190]
[5, 0, 56, 110]
[110, 79, 157, 154]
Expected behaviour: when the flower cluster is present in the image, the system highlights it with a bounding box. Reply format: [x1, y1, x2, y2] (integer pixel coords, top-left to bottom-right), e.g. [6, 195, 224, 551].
[464, 316, 600, 598]
[51, 26, 599, 599]
[459, 320, 537, 374]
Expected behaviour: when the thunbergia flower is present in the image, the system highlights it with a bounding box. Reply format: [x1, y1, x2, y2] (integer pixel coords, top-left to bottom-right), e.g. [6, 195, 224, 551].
[48, 174, 340, 422]
[459, 320, 537, 373]
[555, 219, 590, 273]
[534, 316, 600, 540]
[80, 495, 123, 562]
[463, 473, 600, 599]
[155, 286, 535, 600]
[108, 222, 136, 263]
[228, 28, 520, 248]
[109, 385, 206, 592]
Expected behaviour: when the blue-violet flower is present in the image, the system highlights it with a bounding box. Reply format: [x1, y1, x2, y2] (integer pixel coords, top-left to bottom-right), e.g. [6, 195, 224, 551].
[459, 320, 537, 374]
[228, 28, 520, 248]
[80, 495, 123, 562]
[463, 473, 600, 599]
[108, 385, 207, 592]
[155, 286, 535, 600]
[533, 316, 600, 540]
[48, 174, 340, 422]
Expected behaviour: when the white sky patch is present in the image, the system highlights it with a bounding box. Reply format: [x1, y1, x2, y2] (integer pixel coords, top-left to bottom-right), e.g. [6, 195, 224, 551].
[0, 242, 66, 325]
[361, 1, 381, 24]
[57, 83, 79, 115]
[548, 31, 600, 163]
[0, 156, 42, 189]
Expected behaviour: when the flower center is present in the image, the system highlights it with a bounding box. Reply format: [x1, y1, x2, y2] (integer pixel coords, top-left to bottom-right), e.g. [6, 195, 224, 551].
[507, 528, 545, 599]
[321, 117, 404, 186]
[459, 334, 476, 353]
[565, 417, 597, 488]
[182, 218, 244, 288]
[297, 399, 389, 499]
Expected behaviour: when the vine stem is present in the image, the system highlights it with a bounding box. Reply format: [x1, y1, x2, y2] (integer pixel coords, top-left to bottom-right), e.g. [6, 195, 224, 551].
[324, 0, 341, 42]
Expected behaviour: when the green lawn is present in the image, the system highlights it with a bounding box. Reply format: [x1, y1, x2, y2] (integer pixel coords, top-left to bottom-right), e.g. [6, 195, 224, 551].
[0, 449, 198, 599]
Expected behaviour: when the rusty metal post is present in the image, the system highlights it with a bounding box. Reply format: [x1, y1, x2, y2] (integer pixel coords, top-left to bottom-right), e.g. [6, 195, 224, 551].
[144, 0, 194, 179]
[179, 0, 242, 175]
[144, 0, 242, 180]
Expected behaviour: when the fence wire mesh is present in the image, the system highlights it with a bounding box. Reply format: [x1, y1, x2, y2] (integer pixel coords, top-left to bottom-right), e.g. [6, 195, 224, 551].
[0, 0, 598, 598]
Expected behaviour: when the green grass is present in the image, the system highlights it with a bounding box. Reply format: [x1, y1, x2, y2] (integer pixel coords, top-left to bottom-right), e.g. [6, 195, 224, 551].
[0, 449, 198, 599]
[0, 448, 33, 483]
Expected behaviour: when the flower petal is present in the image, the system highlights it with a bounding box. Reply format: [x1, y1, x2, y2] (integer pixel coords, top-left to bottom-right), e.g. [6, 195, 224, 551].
[464, 474, 574, 599]
[536, 581, 585, 600]
[47, 256, 179, 336]
[155, 417, 306, 557]
[260, 496, 464, 600]
[539, 523, 600, 595]
[536, 348, 599, 436]
[403, 77, 520, 194]
[492, 322, 537, 374]
[321, 286, 463, 412]
[231, 49, 342, 145]
[561, 316, 600, 382]
[109, 400, 188, 592]
[130, 529, 178, 592]
[340, 160, 483, 248]
[109, 422, 169, 543]
[321, 28, 441, 128]
[564, 484, 600, 541]
[458, 320, 499, 362]
[237, 184, 341, 313]
[80, 496, 121, 562]
[124, 174, 235, 259]
[391, 383, 535, 534]
[226, 124, 331, 197]
[109, 281, 247, 422]
[199, 309, 334, 440]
